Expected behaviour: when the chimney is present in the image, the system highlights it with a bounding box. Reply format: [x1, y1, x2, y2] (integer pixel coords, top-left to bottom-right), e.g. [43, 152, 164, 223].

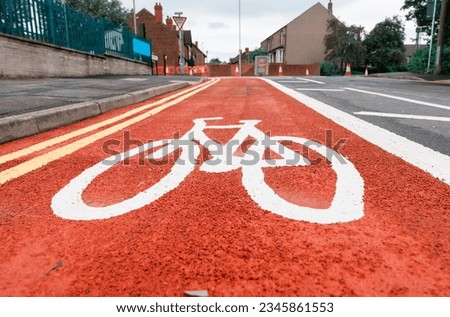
[328, 0, 333, 15]
[154, 2, 163, 24]
[166, 16, 173, 28]
[195, 41, 198, 47]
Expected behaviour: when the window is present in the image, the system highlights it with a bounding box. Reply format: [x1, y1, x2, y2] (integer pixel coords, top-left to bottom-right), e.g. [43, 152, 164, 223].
[275, 49, 284, 63]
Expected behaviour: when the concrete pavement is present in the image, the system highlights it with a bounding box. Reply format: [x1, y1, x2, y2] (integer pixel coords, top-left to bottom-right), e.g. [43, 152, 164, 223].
[0, 75, 202, 144]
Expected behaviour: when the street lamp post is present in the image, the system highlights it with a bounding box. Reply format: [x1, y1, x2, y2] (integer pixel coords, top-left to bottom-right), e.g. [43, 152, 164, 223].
[238, 0, 242, 77]
[133, 0, 137, 34]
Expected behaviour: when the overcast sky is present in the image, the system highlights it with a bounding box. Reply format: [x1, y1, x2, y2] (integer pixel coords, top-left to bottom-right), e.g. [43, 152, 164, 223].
[122, 0, 418, 62]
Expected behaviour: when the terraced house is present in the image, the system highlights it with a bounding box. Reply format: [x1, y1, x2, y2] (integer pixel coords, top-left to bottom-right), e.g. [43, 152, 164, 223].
[260, 1, 336, 65]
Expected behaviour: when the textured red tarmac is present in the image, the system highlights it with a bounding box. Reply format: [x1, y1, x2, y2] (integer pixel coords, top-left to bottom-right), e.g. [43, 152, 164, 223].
[0, 78, 448, 296]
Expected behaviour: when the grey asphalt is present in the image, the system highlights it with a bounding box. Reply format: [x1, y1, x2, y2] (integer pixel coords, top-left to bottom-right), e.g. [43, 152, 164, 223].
[270, 75, 450, 156]
[0, 75, 202, 144]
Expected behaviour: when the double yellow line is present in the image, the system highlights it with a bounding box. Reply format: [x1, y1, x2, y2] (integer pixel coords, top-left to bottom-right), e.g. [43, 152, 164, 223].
[0, 79, 219, 185]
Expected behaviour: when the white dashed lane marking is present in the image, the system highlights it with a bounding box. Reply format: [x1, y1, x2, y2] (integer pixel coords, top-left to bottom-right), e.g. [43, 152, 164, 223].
[354, 111, 450, 122]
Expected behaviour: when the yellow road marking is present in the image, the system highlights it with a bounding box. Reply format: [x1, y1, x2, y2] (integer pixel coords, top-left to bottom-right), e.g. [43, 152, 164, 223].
[0, 79, 219, 185]
[0, 80, 214, 166]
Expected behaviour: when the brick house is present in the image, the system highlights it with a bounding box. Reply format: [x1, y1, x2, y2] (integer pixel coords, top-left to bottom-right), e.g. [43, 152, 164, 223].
[129, 3, 206, 73]
[229, 48, 253, 65]
[260, 1, 336, 65]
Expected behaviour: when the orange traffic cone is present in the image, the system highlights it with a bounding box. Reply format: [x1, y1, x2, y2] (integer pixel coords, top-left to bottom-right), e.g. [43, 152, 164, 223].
[364, 67, 369, 76]
[306, 68, 309, 76]
[278, 65, 284, 76]
[345, 63, 351, 77]
[235, 65, 239, 77]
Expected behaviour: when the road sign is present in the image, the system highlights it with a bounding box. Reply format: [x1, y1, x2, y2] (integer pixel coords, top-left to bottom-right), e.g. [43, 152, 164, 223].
[172, 16, 187, 30]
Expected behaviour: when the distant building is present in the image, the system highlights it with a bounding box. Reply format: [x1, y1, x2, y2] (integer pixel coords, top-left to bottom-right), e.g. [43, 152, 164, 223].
[404, 44, 426, 63]
[129, 2, 206, 70]
[191, 41, 207, 66]
[260, 1, 336, 65]
[229, 48, 253, 64]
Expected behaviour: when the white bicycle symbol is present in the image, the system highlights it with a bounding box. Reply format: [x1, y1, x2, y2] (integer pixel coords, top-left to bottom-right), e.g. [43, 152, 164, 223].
[52, 117, 364, 224]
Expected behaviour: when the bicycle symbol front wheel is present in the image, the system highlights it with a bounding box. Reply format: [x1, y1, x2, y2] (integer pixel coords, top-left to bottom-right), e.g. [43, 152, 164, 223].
[241, 136, 364, 224]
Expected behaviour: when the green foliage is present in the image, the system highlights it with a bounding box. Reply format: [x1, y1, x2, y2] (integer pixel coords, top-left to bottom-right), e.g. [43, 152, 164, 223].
[64, 0, 129, 26]
[324, 18, 366, 71]
[208, 57, 222, 64]
[363, 16, 407, 72]
[402, 0, 449, 45]
[407, 46, 430, 72]
[249, 48, 268, 62]
[320, 61, 340, 76]
[407, 46, 450, 73]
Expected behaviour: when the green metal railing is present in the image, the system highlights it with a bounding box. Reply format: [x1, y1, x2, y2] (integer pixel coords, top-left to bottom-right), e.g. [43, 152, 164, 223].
[0, 0, 151, 62]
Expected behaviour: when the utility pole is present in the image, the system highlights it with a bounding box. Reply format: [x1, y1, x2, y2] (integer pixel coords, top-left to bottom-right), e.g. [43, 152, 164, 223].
[435, 0, 448, 75]
[427, 0, 438, 71]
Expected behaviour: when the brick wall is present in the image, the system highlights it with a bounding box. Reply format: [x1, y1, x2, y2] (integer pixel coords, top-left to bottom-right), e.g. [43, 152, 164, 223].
[269, 63, 320, 76]
[132, 7, 179, 69]
[0, 34, 151, 78]
[208, 63, 320, 77]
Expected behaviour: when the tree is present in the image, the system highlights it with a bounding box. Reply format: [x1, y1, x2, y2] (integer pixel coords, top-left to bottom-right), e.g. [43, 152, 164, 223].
[208, 57, 222, 64]
[249, 48, 268, 62]
[402, 0, 449, 45]
[324, 18, 366, 72]
[402, 1, 450, 74]
[363, 16, 407, 72]
[65, 0, 129, 26]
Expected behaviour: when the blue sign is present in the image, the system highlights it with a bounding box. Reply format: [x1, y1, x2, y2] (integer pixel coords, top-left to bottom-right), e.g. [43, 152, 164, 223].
[133, 38, 151, 57]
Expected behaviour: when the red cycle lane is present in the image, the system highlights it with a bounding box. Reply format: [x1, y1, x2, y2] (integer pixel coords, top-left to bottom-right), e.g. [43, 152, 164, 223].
[0, 78, 448, 296]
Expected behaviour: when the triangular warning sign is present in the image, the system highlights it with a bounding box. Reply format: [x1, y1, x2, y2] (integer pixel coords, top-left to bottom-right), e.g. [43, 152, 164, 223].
[172, 16, 187, 30]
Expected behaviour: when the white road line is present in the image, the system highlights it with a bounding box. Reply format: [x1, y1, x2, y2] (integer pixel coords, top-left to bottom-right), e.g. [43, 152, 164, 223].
[295, 77, 325, 85]
[264, 78, 450, 186]
[296, 88, 344, 91]
[346, 87, 450, 111]
[0, 80, 213, 165]
[0, 80, 220, 185]
[278, 80, 313, 83]
[121, 78, 148, 81]
[354, 111, 450, 122]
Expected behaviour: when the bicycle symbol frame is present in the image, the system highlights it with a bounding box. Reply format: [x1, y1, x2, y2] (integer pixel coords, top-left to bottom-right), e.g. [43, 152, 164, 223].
[52, 117, 364, 224]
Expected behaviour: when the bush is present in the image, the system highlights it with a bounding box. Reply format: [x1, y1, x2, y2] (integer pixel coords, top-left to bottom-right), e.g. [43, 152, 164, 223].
[407, 46, 450, 74]
[320, 61, 340, 76]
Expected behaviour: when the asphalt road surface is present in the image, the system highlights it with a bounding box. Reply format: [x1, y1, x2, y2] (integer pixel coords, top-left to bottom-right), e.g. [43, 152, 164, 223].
[270, 76, 450, 155]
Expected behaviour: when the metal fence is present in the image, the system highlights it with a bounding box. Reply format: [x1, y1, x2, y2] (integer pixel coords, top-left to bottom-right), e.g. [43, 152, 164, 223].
[0, 0, 151, 63]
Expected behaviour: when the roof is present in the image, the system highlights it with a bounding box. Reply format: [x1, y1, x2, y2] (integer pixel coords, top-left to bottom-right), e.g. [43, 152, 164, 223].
[261, 2, 334, 43]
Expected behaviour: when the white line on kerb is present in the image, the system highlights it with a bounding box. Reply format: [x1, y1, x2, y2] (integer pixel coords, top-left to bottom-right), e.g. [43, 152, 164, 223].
[354, 111, 450, 122]
[346, 87, 450, 111]
[263, 78, 450, 186]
